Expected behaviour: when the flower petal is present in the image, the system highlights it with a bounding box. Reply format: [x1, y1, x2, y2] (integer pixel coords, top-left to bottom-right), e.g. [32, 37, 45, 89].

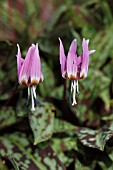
[30, 44, 44, 85]
[89, 50, 96, 55]
[19, 46, 33, 85]
[77, 56, 81, 66]
[59, 38, 67, 78]
[67, 39, 77, 79]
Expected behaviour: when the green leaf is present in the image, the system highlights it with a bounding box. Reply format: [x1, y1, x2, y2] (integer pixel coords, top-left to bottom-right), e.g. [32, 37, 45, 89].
[98, 161, 113, 170]
[39, 60, 55, 97]
[75, 159, 93, 170]
[0, 107, 20, 129]
[102, 114, 113, 121]
[50, 85, 64, 100]
[29, 102, 54, 145]
[53, 118, 77, 134]
[101, 1, 113, 25]
[90, 25, 113, 68]
[82, 69, 111, 105]
[46, 5, 67, 32]
[51, 137, 76, 167]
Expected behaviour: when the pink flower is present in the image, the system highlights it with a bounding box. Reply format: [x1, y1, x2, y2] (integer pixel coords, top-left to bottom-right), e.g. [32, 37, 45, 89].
[59, 38, 95, 105]
[16, 44, 44, 111]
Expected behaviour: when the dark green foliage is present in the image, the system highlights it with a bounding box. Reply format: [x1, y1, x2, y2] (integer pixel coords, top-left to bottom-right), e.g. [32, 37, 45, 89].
[0, 0, 113, 169]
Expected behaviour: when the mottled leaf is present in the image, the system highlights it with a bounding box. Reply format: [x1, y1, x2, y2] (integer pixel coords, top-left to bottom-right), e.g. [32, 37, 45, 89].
[50, 137, 76, 167]
[0, 132, 66, 170]
[77, 122, 113, 150]
[29, 102, 54, 145]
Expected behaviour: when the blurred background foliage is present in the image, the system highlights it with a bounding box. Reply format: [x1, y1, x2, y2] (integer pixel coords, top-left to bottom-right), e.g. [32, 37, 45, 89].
[0, 0, 113, 169]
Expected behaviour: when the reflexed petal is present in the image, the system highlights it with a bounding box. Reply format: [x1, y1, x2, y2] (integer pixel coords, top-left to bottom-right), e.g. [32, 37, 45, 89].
[89, 50, 96, 55]
[67, 39, 77, 79]
[16, 44, 24, 79]
[59, 38, 66, 78]
[80, 38, 95, 79]
[30, 44, 44, 85]
[19, 46, 33, 85]
[80, 38, 89, 79]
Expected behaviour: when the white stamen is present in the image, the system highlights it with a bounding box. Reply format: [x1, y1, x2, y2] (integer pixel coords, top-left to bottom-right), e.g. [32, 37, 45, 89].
[72, 80, 77, 105]
[31, 87, 35, 111]
[32, 86, 37, 99]
[76, 80, 79, 94]
[28, 86, 30, 98]
[71, 81, 74, 93]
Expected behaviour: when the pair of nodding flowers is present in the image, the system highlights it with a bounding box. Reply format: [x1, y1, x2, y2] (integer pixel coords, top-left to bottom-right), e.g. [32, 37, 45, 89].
[16, 38, 95, 111]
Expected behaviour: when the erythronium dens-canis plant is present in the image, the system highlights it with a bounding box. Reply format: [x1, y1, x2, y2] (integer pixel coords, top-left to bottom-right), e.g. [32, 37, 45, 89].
[16, 43, 44, 111]
[59, 38, 95, 105]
